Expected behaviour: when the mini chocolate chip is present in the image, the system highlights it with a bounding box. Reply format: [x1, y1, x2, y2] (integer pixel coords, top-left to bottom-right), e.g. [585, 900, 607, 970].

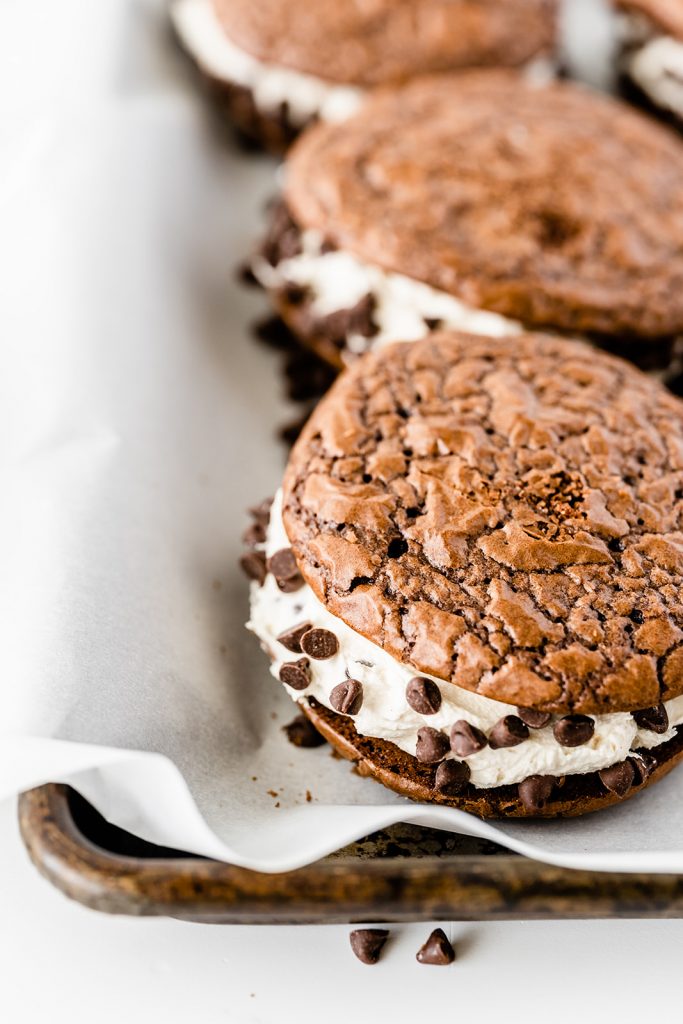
[415, 727, 450, 763]
[278, 658, 311, 691]
[330, 679, 363, 715]
[489, 715, 530, 749]
[599, 760, 635, 797]
[406, 677, 442, 715]
[416, 928, 455, 966]
[450, 720, 488, 757]
[283, 714, 326, 748]
[276, 621, 313, 654]
[434, 758, 471, 795]
[518, 774, 555, 812]
[239, 551, 267, 585]
[632, 704, 669, 734]
[349, 929, 389, 965]
[267, 547, 300, 582]
[631, 751, 658, 783]
[242, 521, 266, 547]
[516, 707, 552, 729]
[300, 627, 339, 660]
[553, 714, 595, 747]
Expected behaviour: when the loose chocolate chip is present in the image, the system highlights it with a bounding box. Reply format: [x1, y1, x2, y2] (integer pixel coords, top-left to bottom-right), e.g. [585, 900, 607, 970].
[489, 715, 530, 749]
[330, 679, 363, 715]
[283, 714, 326, 748]
[518, 775, 555, 812]
[416, 928, 455, 966]
[415, 727, 450, 764]
[406, 677, 442, 715]
[434, 758, 471, 795]
[599, 760, 635, 797]
[516, 707, 552, 729]
[239, 551, 267, 585]
[553, 714, 595, 747]
[631, 751, 658, 783]
[276, 621, 313, 654]
[632, 704, 669, 734]
[267, 547, 300, 582]
[450, 720, 488, 757]
[278, 658, 311, 691]
[300, 627, 339, 660]
[242, 521, 266, 548]
[349, 929, 389, 965]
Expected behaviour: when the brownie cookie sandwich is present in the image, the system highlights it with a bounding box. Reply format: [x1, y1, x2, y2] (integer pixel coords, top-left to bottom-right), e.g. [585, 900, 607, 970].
[171, 0, 558, 152]
[250, 71, 683, 378]
[245, 331, 683, 818]
[616, 1, 683, 127]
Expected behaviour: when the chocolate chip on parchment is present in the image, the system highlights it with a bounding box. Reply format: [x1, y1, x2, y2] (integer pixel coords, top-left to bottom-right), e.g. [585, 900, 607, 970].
[416, 928, 455, 966]
[434, 758, 470, 795]
[349, 929, 389, 965]
[330, 679, 363, 715]
[553, 714, 595, 747]
[276, 621, 313, 654]
[283, 714, 327, 748]
[518, 774, 555, 812]
[278, 658, 312, 691]
[300, 627, 339, 660]
[415, 727, 450, 763]
[599, 760, 635, 797]
[406, 677, 442, 715]
[450, 720, 487, 757]
[489, 715, 529, 749]
[632, 704, 669, 734]
[516, 707, 552, 729]
[239, 550, 267, 585]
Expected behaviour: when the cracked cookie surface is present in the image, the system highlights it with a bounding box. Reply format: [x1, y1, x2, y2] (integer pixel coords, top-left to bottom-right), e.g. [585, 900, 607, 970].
[282, 332, 683, 714]
[285, 71, 683, 340]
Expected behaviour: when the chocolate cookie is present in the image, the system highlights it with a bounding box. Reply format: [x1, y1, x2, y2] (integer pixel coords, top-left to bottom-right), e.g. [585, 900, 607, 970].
[251, 72, 683, 374]
[171, 0, 558, 153]
[616, 1, 683, 130]
[246, 331, 683, 817]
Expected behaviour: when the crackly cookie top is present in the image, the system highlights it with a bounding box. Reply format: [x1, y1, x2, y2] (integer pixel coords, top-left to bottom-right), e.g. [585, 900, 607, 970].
[285, 72, 683, 340]
[617, 0, 683, 38]
[212, 0, 557, 87]
[282, 332, 683, 714]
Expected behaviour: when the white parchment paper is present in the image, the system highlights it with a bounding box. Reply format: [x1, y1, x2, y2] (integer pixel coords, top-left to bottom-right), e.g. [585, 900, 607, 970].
[6, 0, 683, 875]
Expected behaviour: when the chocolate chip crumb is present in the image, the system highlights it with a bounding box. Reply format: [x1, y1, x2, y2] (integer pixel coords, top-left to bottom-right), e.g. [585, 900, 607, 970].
[283, 714, 326, 748]
[517, 707, 552, 729]
[239, 551, 267, 585]
[599, 760, 635, 797]
[518, 774, 555, 812]
[632, 704, 669, 734]
[406, 677, 442, 715]
[300, 627, 339, 660]
[434, 759, 470, 795]
[416, 928, 455, 966]
[553, 714, 595, 747]
[415, 727, 450, 763]
[450, 720, 488, 756]
[330, 679, 363, 715]
[349, 929, 389, 965]
[279, 658, 312, 691]
[276, 621, 313, 653]
[489, 715, 530, 749]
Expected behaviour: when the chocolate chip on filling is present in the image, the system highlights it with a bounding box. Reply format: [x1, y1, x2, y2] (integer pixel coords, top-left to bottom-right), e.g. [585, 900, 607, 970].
[239, 549, 267, 585]
[415, 727, 450, 764]
[450, 720, 488, 757]
[300, 627, 339, 659]
[276, 621, 313, 653]
[517, 707, 552, 729]
[434, 758, 471, 796]
[267, 547, 304, 592]
[553, 714, 595, 747]
[599, 760, 636, 797]
[279, 658, 312, 690]
[329, 678, 363, 715]
[405, 676, 442, 715]
[489, 715, 530, 749]
[632, 704, 669, 734]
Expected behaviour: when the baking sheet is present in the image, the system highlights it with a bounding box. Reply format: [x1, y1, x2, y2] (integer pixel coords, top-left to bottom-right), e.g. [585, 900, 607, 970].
[6, 0, 683, 874]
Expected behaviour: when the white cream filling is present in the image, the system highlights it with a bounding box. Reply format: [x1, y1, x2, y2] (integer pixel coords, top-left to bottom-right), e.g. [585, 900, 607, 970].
[248, 493, 683, 789]
[171, 0, 364, 125]
[252, 230, 522, 355]
[619, 14, 683, 116]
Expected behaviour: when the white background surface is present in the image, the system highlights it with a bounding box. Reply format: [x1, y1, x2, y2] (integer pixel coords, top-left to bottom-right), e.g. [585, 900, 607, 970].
[0, 794, 680, 1024]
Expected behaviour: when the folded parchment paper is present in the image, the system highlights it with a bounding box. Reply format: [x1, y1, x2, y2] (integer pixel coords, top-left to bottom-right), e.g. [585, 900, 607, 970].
[7, 0, 682, 874]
